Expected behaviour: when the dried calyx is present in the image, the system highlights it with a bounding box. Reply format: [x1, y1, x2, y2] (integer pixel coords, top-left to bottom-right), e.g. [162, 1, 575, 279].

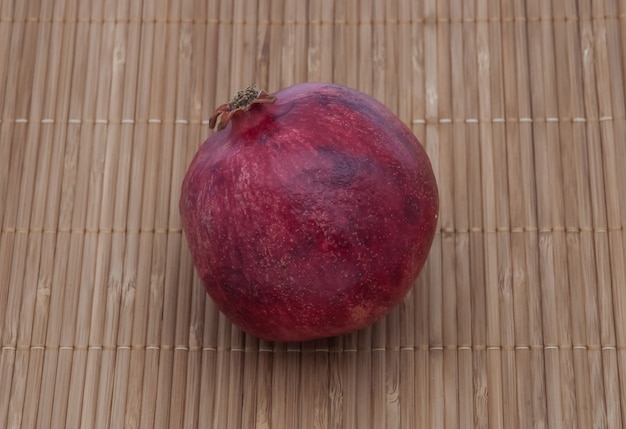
[209, 86, 277, 131]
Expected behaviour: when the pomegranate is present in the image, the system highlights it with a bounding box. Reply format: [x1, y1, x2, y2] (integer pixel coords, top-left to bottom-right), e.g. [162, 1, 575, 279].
[180, 83, 438, 342]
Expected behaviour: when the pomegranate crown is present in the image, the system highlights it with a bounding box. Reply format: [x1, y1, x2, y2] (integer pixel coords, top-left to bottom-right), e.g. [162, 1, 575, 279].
[209, 86, 277, 131]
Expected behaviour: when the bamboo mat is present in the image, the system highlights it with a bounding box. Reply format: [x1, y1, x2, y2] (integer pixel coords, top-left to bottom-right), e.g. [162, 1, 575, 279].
[1, 0, 626, 427]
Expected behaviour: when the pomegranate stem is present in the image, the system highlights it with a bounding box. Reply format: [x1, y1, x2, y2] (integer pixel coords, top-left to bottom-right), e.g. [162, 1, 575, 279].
[209, 86, 277, 131]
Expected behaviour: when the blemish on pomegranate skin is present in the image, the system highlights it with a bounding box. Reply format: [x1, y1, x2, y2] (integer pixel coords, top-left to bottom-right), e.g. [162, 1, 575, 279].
[403, 195, 422, 224]
[315, 92, 333, 107]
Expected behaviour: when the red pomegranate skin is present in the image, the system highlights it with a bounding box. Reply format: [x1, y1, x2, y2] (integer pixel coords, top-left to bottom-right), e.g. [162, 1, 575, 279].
[180, 83, 438, 342]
